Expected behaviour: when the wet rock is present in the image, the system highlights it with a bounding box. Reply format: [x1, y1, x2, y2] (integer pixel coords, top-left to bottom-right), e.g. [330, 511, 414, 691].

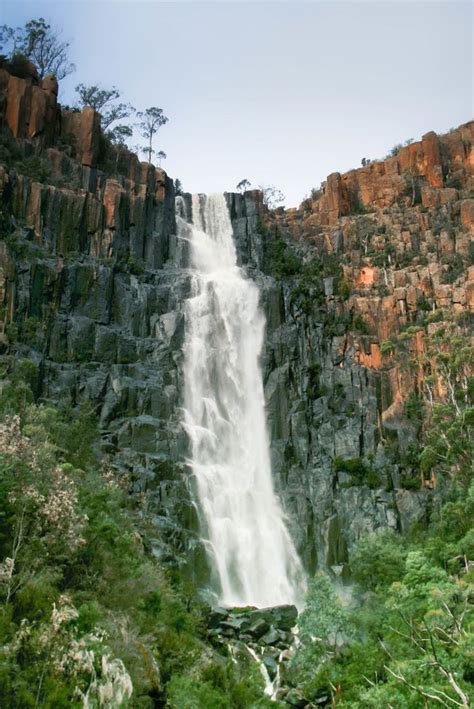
[260, 627, 280, 645]
[262, 653, 278, 678]
[248, 618, 270, 638]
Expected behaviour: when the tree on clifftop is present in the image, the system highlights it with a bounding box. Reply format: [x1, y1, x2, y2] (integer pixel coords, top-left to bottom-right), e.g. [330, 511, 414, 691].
[0, 18, 75, 80]
[236, 179, 251, 193]
[136, 107, 169, 164]
[259, 184, 285, 209]
[156, 150, 167, 167]
[75, 84, 135, 146]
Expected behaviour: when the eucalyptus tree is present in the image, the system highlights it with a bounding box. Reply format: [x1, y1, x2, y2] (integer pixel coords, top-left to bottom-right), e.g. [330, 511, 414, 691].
[136, 107, 169, 164]
[0, 17, 75, 79]
[236, 178, 251, 193]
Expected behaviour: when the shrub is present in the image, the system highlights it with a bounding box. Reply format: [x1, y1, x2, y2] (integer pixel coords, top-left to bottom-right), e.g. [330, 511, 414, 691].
[337, 276, 351, 300]
[352, 314, 370, 334]
[350, 531, 406, 590]
[267, 238, 302, 279]
[16, 155, 51, 183]
[380, 339, 395, 355]
[0, 52, 33, 79]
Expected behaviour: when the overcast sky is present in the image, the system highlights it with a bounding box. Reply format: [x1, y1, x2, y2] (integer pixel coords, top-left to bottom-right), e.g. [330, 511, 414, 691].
[2, 1, 473, 206]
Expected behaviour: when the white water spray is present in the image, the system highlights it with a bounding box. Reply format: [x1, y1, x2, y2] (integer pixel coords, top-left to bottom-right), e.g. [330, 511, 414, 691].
[180, 193, 305, 608]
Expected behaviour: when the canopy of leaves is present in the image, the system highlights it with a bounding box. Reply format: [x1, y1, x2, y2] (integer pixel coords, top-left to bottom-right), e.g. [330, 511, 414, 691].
[136, 106, 169, 163]
[75, 83, 135, 132]
[0, 17, 75, 80]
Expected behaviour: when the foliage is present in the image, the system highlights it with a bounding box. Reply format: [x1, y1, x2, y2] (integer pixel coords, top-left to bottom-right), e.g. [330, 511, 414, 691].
[74, 84, 135, 154]
[266, 238, 302, 280]
[156, 150, 167, 167]
[136, 107, 169, 164]
[0, 359, 273, 707]
[75, 83, 135, 132]
[291, 491, 473, 707]
[0, 128, 23, 167]
[15, 155, 52, 183]
[292, 313, 474, 702]
[336, 276, 351, 300]
[349, 531, 406, 590]
[351, 313, 370, 334]
[236, 179, 251, 194]
[258, 184, 285, 209]
[0, 17, 75, 79]
[167, 660, 272, 708]
[334, 456, 379, 488]
[380, 338, 395, 355]
[0, 52, 35, 79]
[290, 572, 354, 695]
[441, 254, 466, 285]
[106, 124, 133, 147]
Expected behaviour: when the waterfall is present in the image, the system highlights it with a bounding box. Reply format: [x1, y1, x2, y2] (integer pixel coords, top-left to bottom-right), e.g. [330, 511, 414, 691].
[180, 193, 305, 608]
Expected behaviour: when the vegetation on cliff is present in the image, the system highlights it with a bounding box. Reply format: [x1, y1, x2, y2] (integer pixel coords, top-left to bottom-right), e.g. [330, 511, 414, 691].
[289, 490, 473, 707]
[0, 359, 272, 708]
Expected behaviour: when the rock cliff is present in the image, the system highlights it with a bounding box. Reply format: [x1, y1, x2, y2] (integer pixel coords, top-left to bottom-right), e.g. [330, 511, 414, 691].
[0, 66, 472, 580]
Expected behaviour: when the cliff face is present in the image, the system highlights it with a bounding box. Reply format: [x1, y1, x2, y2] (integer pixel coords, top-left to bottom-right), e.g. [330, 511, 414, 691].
[252, 122, 473, 571]
[0, 66, 472, 578]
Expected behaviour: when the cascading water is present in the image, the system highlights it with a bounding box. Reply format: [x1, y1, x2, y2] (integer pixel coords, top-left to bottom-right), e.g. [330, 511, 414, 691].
[180, 193, 305, 608]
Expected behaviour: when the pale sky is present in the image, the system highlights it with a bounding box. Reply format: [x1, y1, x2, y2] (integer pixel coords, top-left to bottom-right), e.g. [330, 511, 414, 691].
[2, 1, 473, 206]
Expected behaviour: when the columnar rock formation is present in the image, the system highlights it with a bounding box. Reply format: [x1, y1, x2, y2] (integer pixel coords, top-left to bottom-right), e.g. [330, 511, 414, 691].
[0, 65, 472, 578]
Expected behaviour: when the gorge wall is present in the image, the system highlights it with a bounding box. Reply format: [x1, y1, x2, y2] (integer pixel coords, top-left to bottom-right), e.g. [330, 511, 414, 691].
[0, 64, 472, 581]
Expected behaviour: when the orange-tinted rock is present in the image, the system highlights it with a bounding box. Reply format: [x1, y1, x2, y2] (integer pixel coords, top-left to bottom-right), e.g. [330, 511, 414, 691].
[2, 71, 59, 144]
[326, 172, 345, 225]
[42, 75, 58, 96]
[398, 140, 422, 173]
[460, 200, 474, 232]
[356, 266, 376, 287]
[5, 75, 31, 138]
[357, 342, 382, 369]
[466, 282, 474, 310]
[421, 131, 443, 188]
[29, 84, 59, 141]
[103, 179, 126, 229]
[439, 188, 458, 205]
[61, 107, 101, 167]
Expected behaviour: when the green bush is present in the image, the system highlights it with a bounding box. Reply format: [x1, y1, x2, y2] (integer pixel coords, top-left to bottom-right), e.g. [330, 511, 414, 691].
[267, 238, 302, 279]
[16, 155, 52, 183]
[352, 314, 370, 334]
[0, 52, 33, 79]
[336, 276, 351, 300]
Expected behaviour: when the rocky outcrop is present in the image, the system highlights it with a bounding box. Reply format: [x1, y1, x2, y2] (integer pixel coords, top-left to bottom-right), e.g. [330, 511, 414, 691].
[288, 122, 473, 228]
[0, 66, 60, 146]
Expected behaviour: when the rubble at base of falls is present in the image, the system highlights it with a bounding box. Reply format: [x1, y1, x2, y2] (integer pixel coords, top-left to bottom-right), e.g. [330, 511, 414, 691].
[206, 605, 324, 707]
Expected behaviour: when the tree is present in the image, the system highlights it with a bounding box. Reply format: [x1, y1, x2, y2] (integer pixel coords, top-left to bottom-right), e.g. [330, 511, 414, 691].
[75, 83, 135, 132]
[298, 572, 351, 648]
[107, 124, 133, 147]
[9, 17, 75, 80]
[136, 107, 168, 164]
[0, 25, 24, 57]
[258, 184, 285, 209]
[156, 150, 167, 167]
[236, 179, 251, 194]
[175, 179, 183, 196]
[350, 531, 406, 591]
